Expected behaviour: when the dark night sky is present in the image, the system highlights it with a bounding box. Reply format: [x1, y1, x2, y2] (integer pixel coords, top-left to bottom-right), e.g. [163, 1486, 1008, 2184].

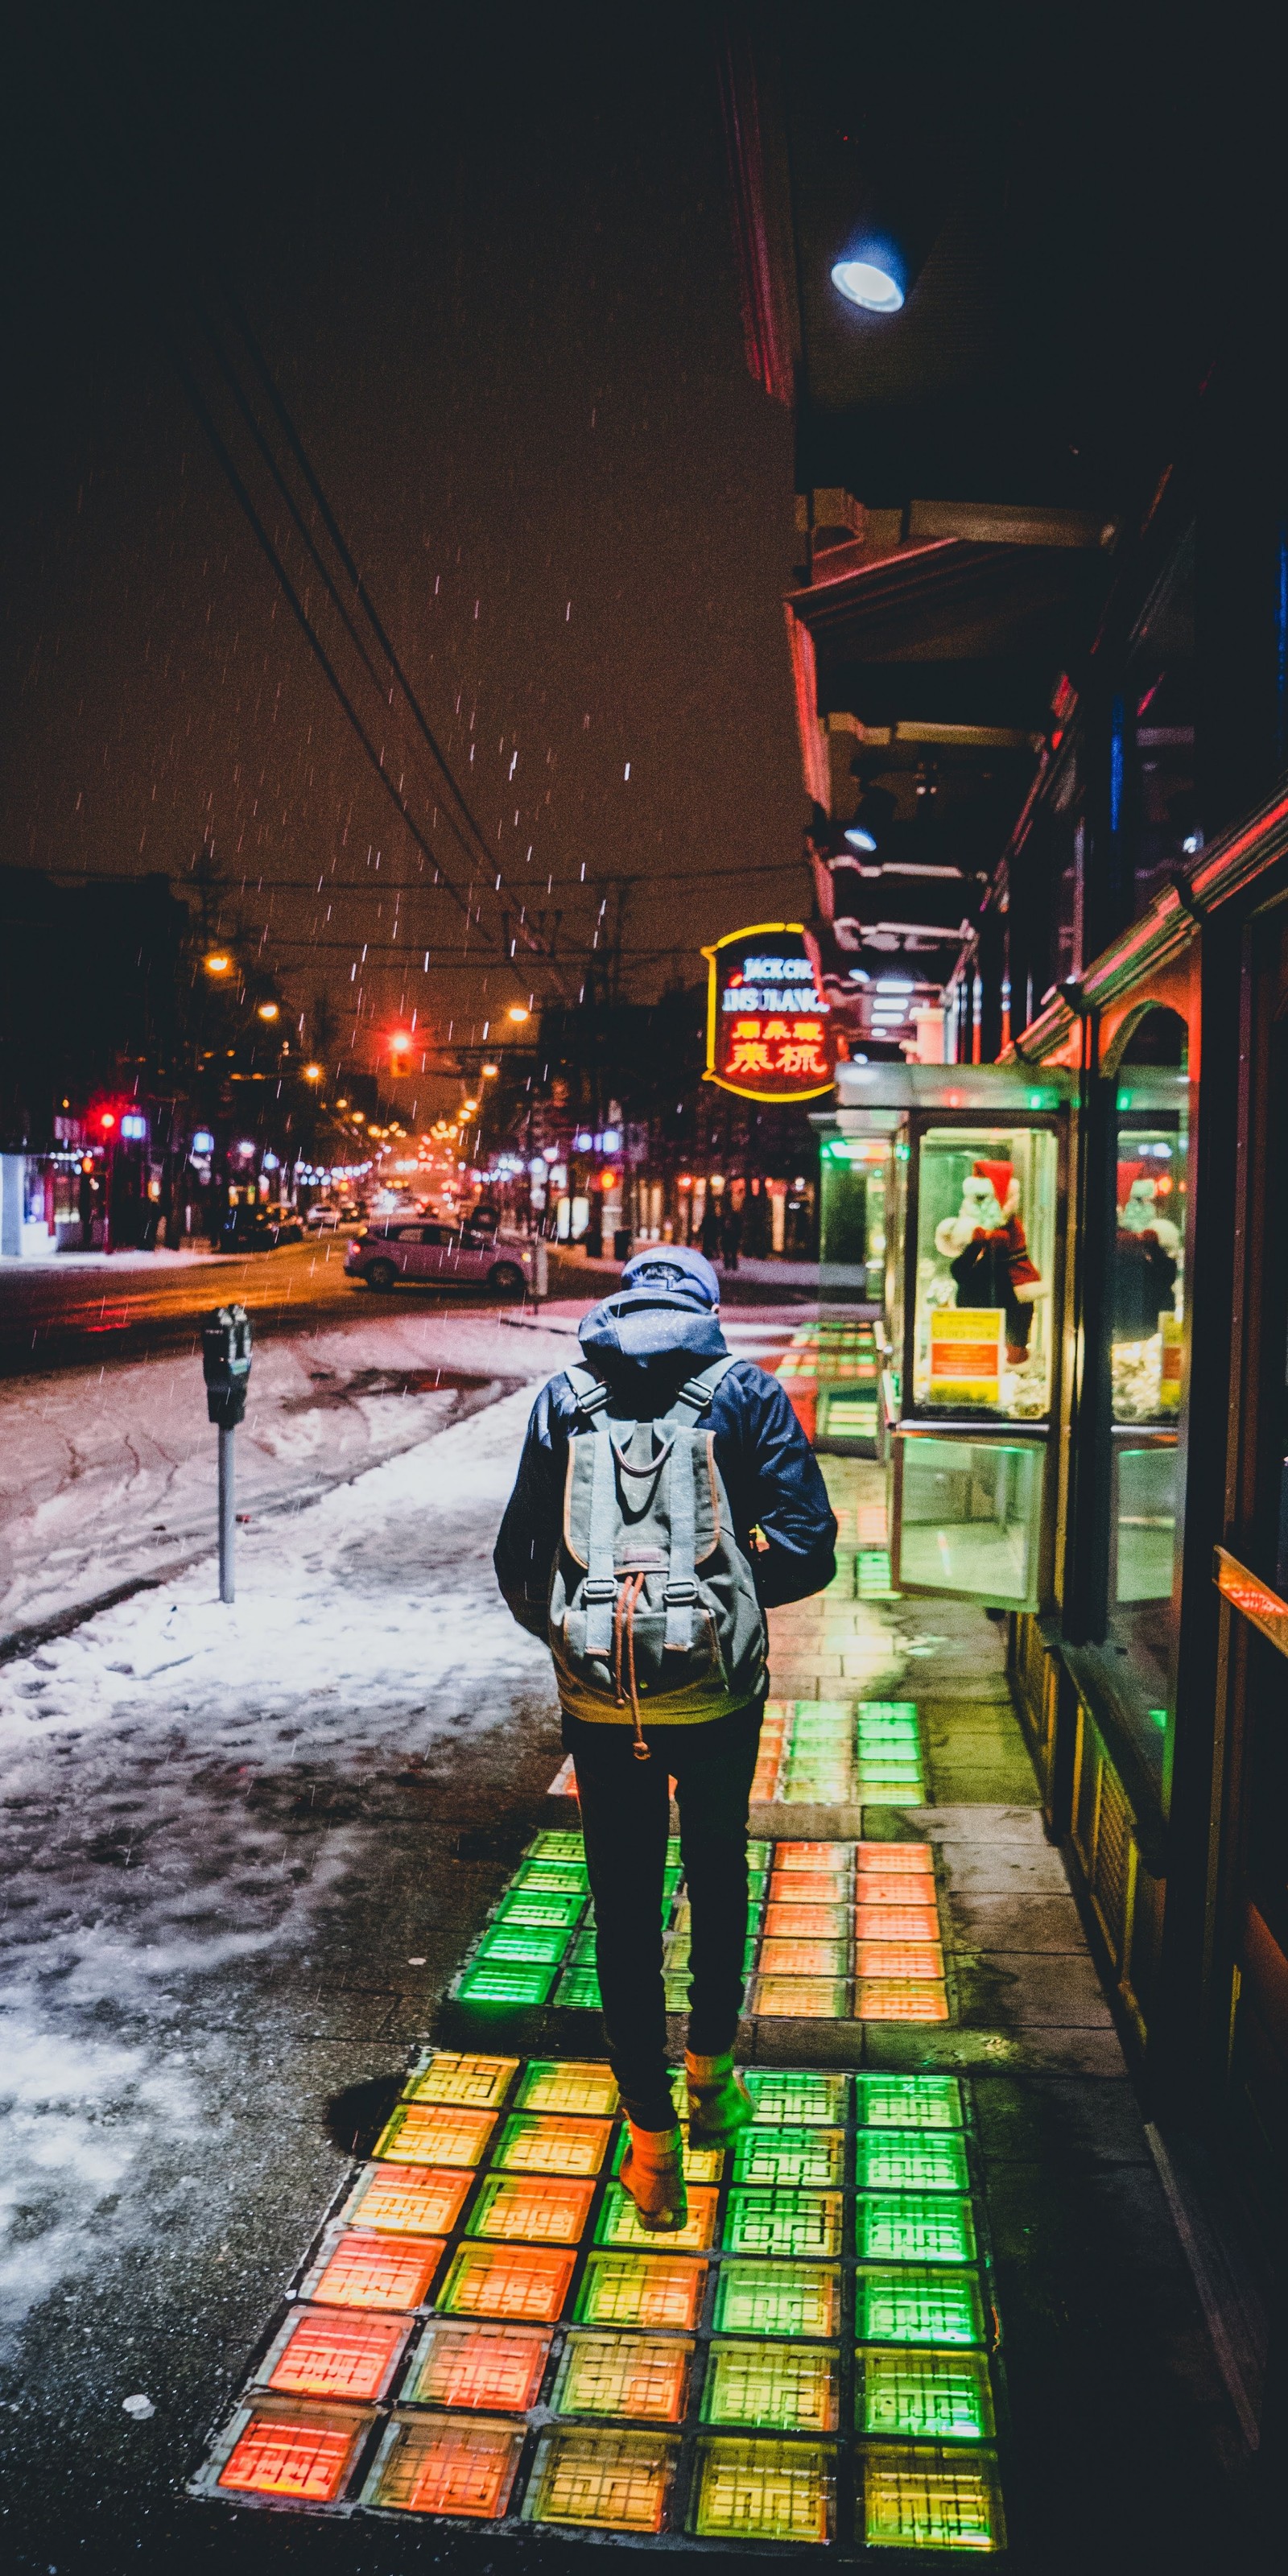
[0, 4, 806, 1096]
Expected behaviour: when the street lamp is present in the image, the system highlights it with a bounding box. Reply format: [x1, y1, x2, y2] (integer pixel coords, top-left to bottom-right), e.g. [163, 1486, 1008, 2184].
[303, 1063, 323, 1081]
[204, 952, 233, 976]
[257, 1001, 280, 1022]
[506, 1004, 530, 1024]
[481, 1063, 499, 1079]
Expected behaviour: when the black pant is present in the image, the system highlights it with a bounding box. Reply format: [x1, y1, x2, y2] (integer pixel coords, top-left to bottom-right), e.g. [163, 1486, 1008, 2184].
[563, 1700, 762, 2131]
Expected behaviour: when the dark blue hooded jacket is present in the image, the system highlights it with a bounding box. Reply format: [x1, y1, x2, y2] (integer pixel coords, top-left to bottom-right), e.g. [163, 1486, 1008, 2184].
[493, 1267, 838, 1641]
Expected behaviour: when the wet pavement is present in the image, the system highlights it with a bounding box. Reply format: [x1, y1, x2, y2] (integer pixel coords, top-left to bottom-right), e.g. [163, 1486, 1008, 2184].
[0, 1412, 1262, 2570]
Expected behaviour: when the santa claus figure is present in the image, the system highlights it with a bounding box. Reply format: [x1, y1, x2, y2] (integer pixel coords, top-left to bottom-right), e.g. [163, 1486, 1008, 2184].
[1113, 1164, 1179, 1339]
[934, 1159, 1045, 1365]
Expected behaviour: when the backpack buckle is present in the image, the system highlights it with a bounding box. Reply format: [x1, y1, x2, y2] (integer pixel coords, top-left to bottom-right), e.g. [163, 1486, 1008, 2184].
[583, 1576, 617, 1604]
[663, 1577, 697, 1606]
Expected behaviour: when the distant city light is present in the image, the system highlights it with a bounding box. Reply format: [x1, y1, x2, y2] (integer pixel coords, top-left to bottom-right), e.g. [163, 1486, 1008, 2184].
[506, 1003, 530, 1023]
[844, 825, 877, 852]
[120, 1113, 147, 1140]
[99, 1112, 116, 1131]
[481, 1063, 499, 1078]
[303, 1063, 323, 1081]
[262, 1151, 280, 1171]
[192, 1129, 215, 1154]
[204, 952, 233, 976]
[876, 976, 915, 993]
[257, 1001, 280, 1022]
[832, 254, 904, 313]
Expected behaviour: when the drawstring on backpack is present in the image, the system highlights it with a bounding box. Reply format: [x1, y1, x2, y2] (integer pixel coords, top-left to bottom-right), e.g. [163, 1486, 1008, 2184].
[613, 1569, 650, 1758]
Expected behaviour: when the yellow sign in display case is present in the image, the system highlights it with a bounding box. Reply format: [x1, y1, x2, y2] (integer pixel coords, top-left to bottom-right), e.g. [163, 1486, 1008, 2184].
[815, 1063, 1073, 1612]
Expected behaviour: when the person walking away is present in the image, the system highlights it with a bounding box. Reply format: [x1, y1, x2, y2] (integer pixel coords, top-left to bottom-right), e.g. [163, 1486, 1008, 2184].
[698, 1191, 721, 1264]
[494, 1248, 836, 2230]
[719, 1199, 742, 1274]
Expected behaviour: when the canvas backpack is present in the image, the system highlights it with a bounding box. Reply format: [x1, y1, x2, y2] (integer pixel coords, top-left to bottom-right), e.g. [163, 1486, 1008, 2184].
[548, 1357, 766, 1755]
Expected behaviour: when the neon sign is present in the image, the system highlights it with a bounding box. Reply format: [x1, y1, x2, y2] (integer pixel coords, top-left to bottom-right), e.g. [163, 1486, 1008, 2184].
[702, 923, 834, 1103]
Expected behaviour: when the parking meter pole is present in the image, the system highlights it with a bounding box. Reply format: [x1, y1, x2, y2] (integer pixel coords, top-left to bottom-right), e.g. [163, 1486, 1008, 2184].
[218, 1425, 236, 1604]
[203, 1304, 253, 1607]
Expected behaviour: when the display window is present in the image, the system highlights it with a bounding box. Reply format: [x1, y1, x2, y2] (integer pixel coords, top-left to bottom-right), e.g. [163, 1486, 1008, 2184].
[912, 1125, 1058, 1421]
[897, 1434, 1045, 1610]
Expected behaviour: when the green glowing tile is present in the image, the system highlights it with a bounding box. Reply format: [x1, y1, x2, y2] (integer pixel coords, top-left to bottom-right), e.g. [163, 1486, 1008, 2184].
[529, 1832, 586, 1860]
[555, 1963, 602, 2008]
[860, 2442, 1005, 2550]
[733, 2128, 845, 2190]
[455, 1959, 557, 2007]
[576, 2252, 708, 2331]
[724, 2190, 843, 2261]
[858, 1701, 919, 1724]
[569, 1928, 600, 1965]
[745, 2070, 848, 2128]
[666, 1835, 683, 1862]
[514, 1860, 590, 1896]
[700, 2339, 839, 2433]
[856, 2267, 986, 2347]
[522, 2424, 676, 2532]
[552, 2328, 691, 2422]
[690, 2437, 835, 2542]
[514, 2060, 620, 2117]
[713, 2263, 840, 2339]
[857, 2347, 995, 2442]
[857, 2074, 962, 2131]
[854, 2132, 969, 2194]
[475, 1923, 568, 1966]
[856, 2196, 976, 2263]
[597, 2182, 720, 2254]
[857, 1551, 896, 1597]
[494, 1891, 584, 1930]
[747, 1840, 770, 1865]
[662, 1867, 683, 1900]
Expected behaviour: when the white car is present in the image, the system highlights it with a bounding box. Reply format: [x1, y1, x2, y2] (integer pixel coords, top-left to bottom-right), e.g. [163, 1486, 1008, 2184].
[345, 1218, 546, 1297]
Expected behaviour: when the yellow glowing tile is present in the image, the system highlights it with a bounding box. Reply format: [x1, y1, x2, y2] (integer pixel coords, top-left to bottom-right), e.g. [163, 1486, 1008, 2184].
[374, 2103, 496, 2167]
[700, 2339, 840, 2432]
[467, 2171, 594, 2244]
[514, 2060, 621, 2117]
[595, 2182, 720, 2254]
[553, 2329, 692, 2422]
[576, 2252, 708, 2331]
[402, 2052, 518, 2108]
[493, 2114, 612, 2175]
[856, 1980, 949, 2022]
[860, 2442, 1005, 2550]
[690, 2437, 835, 2542]
[523, 2426, 676, 2532]
[759, 1938, 850, 1978]
[365, 2412, 525, 2517]
[753, 1975, 848, 2019]
[437, 2240, 576, 2322]
[341, 2163, 469, 2237]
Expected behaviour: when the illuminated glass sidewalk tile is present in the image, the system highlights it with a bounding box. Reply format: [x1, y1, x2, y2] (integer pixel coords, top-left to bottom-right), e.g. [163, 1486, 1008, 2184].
[663, 1971, 692, 2010]
[774, 1841, 854, 1872]
[576, 2252, 708, 2331]
[745, 2070, 849, 2127]
[306, 2229, 444, 2310]
[474, 1922, 568, 1965]
[753, 1975, 848, 2019]
[724, 2190, 844, 2261]
[374, 2103, 496, 2166]
[569, 1926, 600, 1963]
[733, 2127, 845, 2189]
[857, 2347, 995, 2442]
[857, 2074, 963, 2131]
[529, 1831, 586, 1860]
[856, 1979, 949, 2022]
[857, 1699, 919, 1728]
[262, 2305, 411, 2403]
[513, 1861, 588, 1896]
[403, 2319, 551, 2412]
[595, 2182, 719, 2254]
[493, 2113, 612, 2175]
[700, 2339, 840, 2433]
[437, 2240, 575, 2323]
[858, 1841, 933, 1874]
[856, 2266, 986, 2347]
[689, 2437, 835, 2543]
[855, 2130, 969, 2192]
[555, 1962, 602, 2008]
[455, 1958, 557, 2007]
[781, 1776, 855, 1804]
[858, 1874, 937, 1909]
[860, 2442, 1005, 2551]
[494, 1891, 584, 1931]
[466, 2172, 595, 2244]
[769, 1875, 852, 1908]
[552, 2328, 692, 2422]
[514, 2059, 620, 2116]
[402, 2052, 518, 2109]
[857, 1549, 897, 1597]
[216, 2399, 370, 2502]
[856, 1940, 945, 1980]
[364, 2411, 525, 2518]
[856, 2195, 976, 2264]
[856, 1903, 940, 1942]
[713, 2263, 840, 2339]
[759, 1938, 849, 1979]
[764, 1902, 848, 1939]
[522, 2425, 676, 2533]
[341, 2163, 470, 2237]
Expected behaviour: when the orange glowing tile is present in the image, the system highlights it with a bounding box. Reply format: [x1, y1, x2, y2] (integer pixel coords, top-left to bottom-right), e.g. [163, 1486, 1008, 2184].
[753, 1976, 848, 2019]
[493, 2114, 612, 2175]
[769, 1873, 852, 1906]
[857, 1876, 937, 1911]
[774, 1843, 854, 1871]
[437, 2240, 576, 2322]
[857, 1843, 932, 1874]
[764, 1902, 848, 1939]
[855, 1904, 940, 1941]
[758, 1939, 849, 1979]
[308, 2230, 443, 2310]
[403, 2319, 552, 2412]
[374, 2103, 497, 2167]
[402, 2051, 518, 2108]
[365, 2411, 525, 2517]
[264, 2305, 411, 2403]
[855, 1980, 950, 2022]
[522, 2425, 676, 2532]
[576, 2252, 708, 2331]
[466, 2172, 595, 2244]
[855, 1940, 944, 1980]
[217, 2401, 369, 2501]
[342, 2163, 470, 2238]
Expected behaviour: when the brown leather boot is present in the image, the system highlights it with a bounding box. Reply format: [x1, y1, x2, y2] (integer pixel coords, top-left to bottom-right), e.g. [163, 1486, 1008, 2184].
[618, 2120, 688, 2231]
[686, 2048, 752, 2147]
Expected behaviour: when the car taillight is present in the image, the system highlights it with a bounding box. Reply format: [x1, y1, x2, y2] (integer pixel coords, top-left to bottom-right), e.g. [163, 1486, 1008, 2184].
[347, 1240, 362, 1254]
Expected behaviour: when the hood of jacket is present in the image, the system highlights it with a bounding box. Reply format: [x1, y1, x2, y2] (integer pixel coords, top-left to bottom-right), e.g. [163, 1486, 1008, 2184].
[578, 1286, 728, 1368]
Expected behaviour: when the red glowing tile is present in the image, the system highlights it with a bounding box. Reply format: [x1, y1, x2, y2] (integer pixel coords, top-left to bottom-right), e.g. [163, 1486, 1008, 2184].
[493, 2115, 613, 2175]
[855, 1980, 950, 2022]
[365, 2411, 525, 2517]
[769, 1873, 852, 1906]
[437, 2240, 576, 2322]
[764, 1902, 848, 1939]
[403, 2319, 552, 2411]
[341, 2163, 470, 2237]
[855, 1940, 945, 1980]
[308, 2230, 444, 2310]
[374, 2103, 497, 2167]
[774, 1843, 854, 1871]
[758, 1938, 849, 1979]
[263, 2305, 411, 2403]
[855, 1904, 941, 1941]
[466, 2172, 595, 2244]
[217, 2401, 370, 2501]
[857, 1843, 932, 1874]
[857, 1876, 937, 1911]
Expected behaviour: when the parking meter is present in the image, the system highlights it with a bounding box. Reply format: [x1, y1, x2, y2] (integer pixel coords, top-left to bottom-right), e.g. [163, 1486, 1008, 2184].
[203, 1304, 252, 1600]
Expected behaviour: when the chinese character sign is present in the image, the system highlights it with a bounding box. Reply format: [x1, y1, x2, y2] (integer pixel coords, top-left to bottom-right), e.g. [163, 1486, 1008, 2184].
[702, 923, 835, 1101]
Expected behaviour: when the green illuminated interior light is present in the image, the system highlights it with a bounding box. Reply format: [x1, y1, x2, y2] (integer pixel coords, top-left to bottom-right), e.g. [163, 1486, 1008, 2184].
[556, 1963, 602, 2008]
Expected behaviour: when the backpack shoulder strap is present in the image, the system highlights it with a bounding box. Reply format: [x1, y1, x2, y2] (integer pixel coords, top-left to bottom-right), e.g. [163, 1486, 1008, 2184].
[669, 1354, 737, 1418]
[564, 1362, 610, 1420]
[661, 1357, 736, 1652]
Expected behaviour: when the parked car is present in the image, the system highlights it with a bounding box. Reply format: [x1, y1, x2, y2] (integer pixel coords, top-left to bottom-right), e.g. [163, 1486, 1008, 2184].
[217, 1203, 305, 1253]
[345, 1217, 544, 1297]
[305, 1201, 361, 1231]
